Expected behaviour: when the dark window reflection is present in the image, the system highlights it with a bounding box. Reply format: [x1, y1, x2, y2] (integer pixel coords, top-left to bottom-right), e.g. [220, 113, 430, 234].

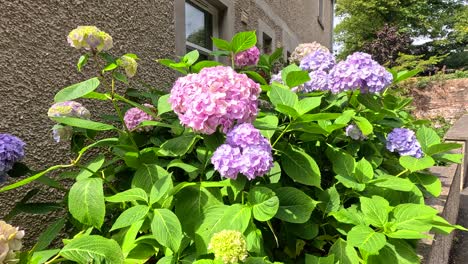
[185, 1, 213, 50]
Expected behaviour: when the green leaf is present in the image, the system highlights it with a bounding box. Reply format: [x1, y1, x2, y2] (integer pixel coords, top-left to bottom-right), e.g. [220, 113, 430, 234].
[355, 158, 373, 183]
[76, 154, 105, 180]
[427, 143, 462, 156]
[77, 54, 89, 72]
[103, 62, 118, 72]
[212, 37, 232, 51]
[281, 64, 302, 82]
[369, 176, 415, 192]
[281, 144, 321, 187]
[249, 187, 279, 221]
[285, 70, 310, 88]
[51, 117, 115, 131]
[276, 104, 300, 118]
[357, 93, 382, 112]
[68, 178, 105, 229]
[111, 205, 149, 231]
[231, 31, 256, 53]
[269, 82, 298, 108]
[150, 175, 173, 205]
[31, 249, 60, 264]
[121, 220, 144, 256]
[416, 126, 440, 152]
[114, 71, 128, 83]
[330, 205, 367, 226]
[0, 164, 65, 193]
[391, 203, 438, 231]
[159, 133, 200, 157]
[217, 204, 252, 233]
[54, 77, 100, 102]
[360, 196, 390, 228]
[192, 60, 223, 73]
[386, 230, 429, 239]
[330, 150, 356, 177]
[329, 238, 361, 264]
[395, 69, 420, 83]
[33, 218, 65, 251]
[194, 205, 227, 255]
[399, 156, 435, 172]
[60, 235, 124, 264]
[409, 173, 441, 197]
[106, 188, 148, 203]
[132, 164, 169, 193]
[305, 254, 334, 264]
[82, 91, 108, 100]
[275, 187, 317, 223]
[245, 224, 264, 254]
[297, 97, 322, 116]
[318, 186, 340, 214]
[286, 220, 319, 240]
[158, 94, 172, 116]
[183, 50, 199, 66]
[254, 115, 279, 139]
[353, 116, 373, 135]
[335, 174, 366, 191]
[243, 71, 267, 85]
[347, 225, 386, 254]
[151, 209, 183, 252]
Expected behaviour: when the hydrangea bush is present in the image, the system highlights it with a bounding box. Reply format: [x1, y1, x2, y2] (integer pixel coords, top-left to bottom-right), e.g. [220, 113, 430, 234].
[0, 28, 465, 264]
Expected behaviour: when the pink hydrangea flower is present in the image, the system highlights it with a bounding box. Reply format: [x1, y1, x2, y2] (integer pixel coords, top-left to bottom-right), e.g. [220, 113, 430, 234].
[169, 66, 261, 134]
[234, 46, 260, 67]
[123, 104, 155, 131]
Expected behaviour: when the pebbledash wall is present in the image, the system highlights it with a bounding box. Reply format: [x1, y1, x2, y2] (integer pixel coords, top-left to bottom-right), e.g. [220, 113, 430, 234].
[0, 0, 333, 245]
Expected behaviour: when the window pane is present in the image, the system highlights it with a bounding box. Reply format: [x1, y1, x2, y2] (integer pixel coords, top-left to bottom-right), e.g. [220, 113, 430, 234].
[185, 1, 213, 50]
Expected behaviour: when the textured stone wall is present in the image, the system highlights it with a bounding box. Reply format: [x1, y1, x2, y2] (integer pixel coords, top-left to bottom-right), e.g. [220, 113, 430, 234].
[0, 0, 176, 246]
[0, 0, 333, 246]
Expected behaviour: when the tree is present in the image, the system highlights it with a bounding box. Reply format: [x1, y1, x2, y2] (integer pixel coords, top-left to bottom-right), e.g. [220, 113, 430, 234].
[335, 0, 466, 58]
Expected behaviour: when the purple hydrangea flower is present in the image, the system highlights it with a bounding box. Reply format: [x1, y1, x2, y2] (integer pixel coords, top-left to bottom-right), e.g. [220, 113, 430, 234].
[328, 52, 393, 94]
[270, 71, 284, 85]
[303, 70, 329, 92]
[386, 128, 423, 158]
[211, 124, 273, 180]
[47, 101, 90, 119]
[123, 104, 155, 131]
[345, 124, 366, 140]
[300, 49, 336, 72]
[234, 46, 260, 67]
[0, 134, 26, 181]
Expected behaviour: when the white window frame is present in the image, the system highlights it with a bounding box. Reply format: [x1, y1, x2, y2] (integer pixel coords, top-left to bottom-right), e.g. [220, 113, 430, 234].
[185, 0, 220, 57]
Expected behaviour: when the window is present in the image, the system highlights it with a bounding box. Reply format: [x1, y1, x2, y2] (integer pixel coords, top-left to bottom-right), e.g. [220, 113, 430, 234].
[262, 32, 273, 54]
[318, 0, 324, 30]
[185, 0, 219, 60]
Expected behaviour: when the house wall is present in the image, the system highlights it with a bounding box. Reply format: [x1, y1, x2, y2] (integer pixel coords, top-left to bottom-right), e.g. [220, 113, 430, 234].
[0, 0, 333, 246]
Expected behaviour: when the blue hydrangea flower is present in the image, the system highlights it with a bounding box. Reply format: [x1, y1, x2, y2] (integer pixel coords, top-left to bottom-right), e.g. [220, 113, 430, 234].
[211, 123, 273, 180]
[300, 49, 335, 72]
[386, 128, 423, 158]
[345, 124, 366, 140]
[328, 52, 393, 94]
[0, 134, 26, 181]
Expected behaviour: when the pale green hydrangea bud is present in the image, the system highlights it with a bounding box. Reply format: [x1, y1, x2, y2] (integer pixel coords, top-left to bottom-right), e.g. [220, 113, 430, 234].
[118, 55, 138, 78]
[0, 221, 25, 263]
[208, 230, 248, 264]
[47, 101, 91, 120]
[52, 124, 73, 143]
[67, 26, 113, 52]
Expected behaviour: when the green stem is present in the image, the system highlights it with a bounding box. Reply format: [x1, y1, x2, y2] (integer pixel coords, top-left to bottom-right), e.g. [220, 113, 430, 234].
[271, 122, 293, 148]
[267, 220, 279, 248]
[230, 51, 235, 68]
[395, 168, 409, 177]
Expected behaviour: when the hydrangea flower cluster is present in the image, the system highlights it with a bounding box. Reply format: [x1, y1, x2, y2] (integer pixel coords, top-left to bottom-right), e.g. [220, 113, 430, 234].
[123, 104, 155, 131]
[47, 101, 91, 119]
[211, 123, 273, 180]
[67, 26, 113, 52]
[0, 221, 24, 263]
[289, 42, 329, 64]
[52, 124, 73, 143]
[208, 230, 248, 264]
[300, 49, 336, 72]
[118, 55, 138, 78]
[328, 52, 393, 93]
[303, 70, 329, 93]
[234, 46, 260, 67]
[386, 128, 423, 158]
[169, 66, 261, 134]
[345, 124, 366, 140]
[0, 134, 25, 182]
